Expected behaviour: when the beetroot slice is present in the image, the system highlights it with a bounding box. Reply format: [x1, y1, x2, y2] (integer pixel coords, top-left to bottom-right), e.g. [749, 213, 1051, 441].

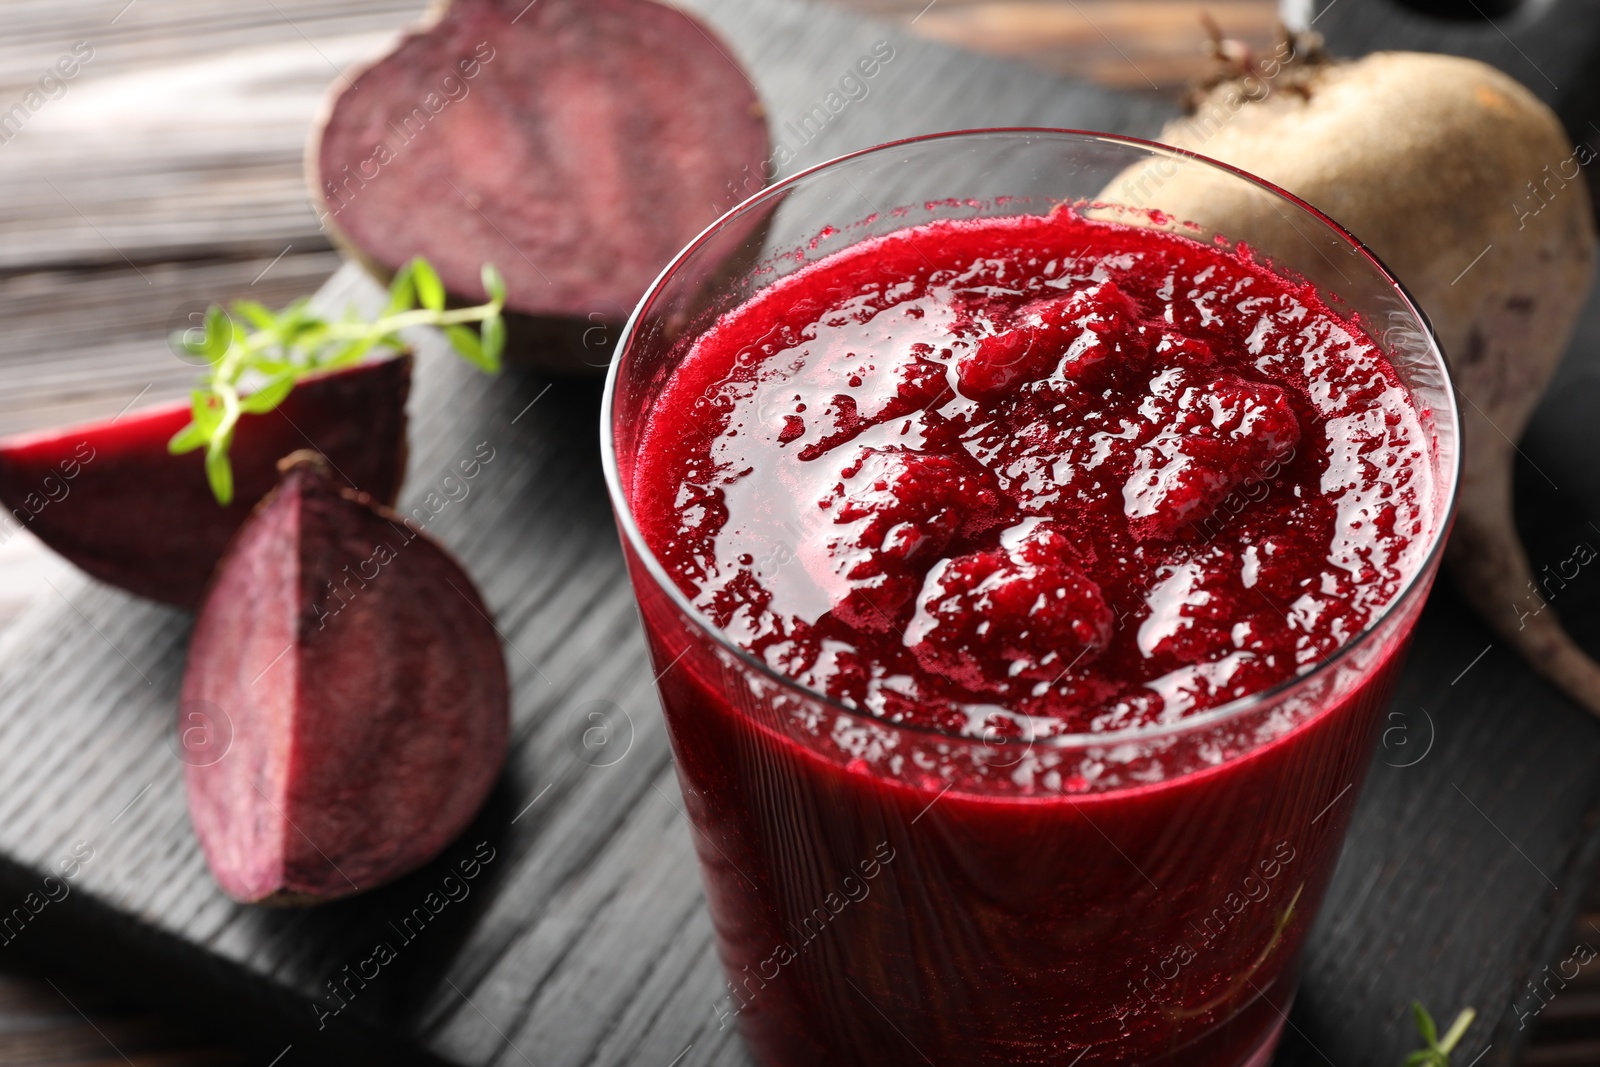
[0, 358, 410, 609]
[183, 452, 509, 905]
[310, 0, 770, 326]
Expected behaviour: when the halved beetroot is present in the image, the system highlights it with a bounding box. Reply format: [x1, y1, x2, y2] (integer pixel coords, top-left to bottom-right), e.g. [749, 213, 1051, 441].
[0, 357, 410, 609]
[183, 452, 509, 905]
[309, 0, 771, 366]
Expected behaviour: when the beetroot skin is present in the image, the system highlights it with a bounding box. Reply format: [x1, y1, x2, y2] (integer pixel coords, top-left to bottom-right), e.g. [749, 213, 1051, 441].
[0, 357, 410, 609]
[183, 452, 508, 905]
[310, 0, 771, 330]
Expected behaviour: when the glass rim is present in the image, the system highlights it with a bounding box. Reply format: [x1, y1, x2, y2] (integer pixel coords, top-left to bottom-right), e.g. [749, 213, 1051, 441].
[600, 126, 1463, 751]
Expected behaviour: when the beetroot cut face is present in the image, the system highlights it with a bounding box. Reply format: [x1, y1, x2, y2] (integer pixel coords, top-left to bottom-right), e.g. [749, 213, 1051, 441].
[310, 0, 771, 326]
[181, 451, 509, 905]
[0, 357, 411, 609]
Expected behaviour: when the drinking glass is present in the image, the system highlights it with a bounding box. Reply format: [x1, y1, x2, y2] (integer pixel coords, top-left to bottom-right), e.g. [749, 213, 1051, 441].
[601, 129, 1460, 1067]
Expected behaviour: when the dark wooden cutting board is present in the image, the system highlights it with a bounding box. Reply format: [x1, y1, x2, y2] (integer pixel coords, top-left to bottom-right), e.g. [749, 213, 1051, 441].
[1, 2, 1599, 1066]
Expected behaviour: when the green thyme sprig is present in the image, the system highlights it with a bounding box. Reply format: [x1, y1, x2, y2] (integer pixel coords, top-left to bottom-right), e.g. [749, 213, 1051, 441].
[1404, 1002, 1476, 1067]
[168, 257, 506, 504]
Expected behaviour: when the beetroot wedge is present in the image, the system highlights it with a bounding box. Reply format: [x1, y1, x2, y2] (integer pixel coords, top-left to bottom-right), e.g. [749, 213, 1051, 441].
[0, 357, 410, 609]
[183, 452, 509, 905]
[309, 0, 770, 364]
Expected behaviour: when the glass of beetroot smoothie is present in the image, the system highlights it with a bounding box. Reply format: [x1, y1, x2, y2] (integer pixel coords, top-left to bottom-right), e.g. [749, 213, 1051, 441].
[602, 130, 1459, 1067]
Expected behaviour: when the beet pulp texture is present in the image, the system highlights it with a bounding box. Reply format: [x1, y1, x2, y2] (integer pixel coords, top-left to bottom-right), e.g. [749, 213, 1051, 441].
[0, 357, 411, 609]
[183, 453, 509, 905]
[309, 0, 771, 367]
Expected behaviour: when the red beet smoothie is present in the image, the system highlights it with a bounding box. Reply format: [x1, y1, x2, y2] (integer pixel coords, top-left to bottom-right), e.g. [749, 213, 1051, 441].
[626, 207, 1436, 1065]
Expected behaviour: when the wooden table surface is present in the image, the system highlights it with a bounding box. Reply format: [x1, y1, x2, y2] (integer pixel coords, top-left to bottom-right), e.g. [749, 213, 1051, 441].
[0, 1, 1596, 1065]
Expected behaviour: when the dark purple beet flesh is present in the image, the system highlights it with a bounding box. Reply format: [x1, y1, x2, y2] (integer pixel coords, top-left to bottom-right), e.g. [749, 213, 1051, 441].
[182, 451, 509, 905]
[310, 0, 771, 336]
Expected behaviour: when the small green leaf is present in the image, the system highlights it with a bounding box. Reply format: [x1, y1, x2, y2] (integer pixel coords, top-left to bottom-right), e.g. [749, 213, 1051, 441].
[231, 300, 278, 331]
[481, 314, 506, 372]
[481, 263, 506, 305]
[1411, 1002, 1437, 1048]
[386, 263, 417, 315]
[167, 420, 209, 455]
[239, 372, 296, 415]
[444, 324, 490, 370]
[413, 258, 446, 312]
[282, 317, 327, 350]
[190, 391, 223, 436]
[205, 443, 234, 506]
[325, 336, 379, 368]
[1403, 1001, 1476, 1067]
[203, 306, 234, 361]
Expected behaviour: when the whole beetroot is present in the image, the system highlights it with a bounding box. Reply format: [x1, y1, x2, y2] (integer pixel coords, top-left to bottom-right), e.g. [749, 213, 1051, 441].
[1111, 40, 1600, 714]
[183, 451, 508, 905]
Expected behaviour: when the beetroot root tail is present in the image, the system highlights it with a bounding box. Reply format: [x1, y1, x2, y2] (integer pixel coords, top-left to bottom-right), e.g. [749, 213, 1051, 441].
[1447, 502, 1600, 717]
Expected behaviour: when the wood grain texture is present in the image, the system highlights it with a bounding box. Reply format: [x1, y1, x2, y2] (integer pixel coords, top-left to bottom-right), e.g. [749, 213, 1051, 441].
[0, 2, 1594, 1067]
[0, 0, 420, 271]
